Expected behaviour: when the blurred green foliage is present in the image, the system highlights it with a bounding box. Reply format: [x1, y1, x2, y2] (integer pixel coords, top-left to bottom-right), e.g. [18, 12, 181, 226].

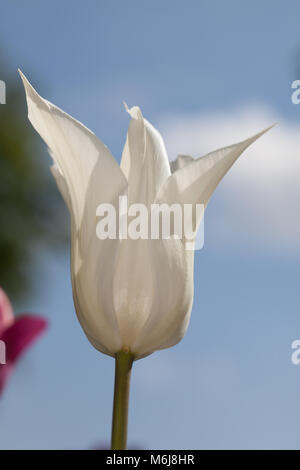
[0, 61, 68, 300]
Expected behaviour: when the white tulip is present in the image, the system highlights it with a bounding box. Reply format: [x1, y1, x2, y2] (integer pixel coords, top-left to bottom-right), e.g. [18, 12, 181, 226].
[19, 70, 272, 361]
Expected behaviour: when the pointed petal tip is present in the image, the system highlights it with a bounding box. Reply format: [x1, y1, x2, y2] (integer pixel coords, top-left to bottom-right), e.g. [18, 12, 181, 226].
[18, 69, 38, 102]
[18, 69, 51, 117]
[261, 122, 277, 134]
[123, 102, 142, 120]
[242, 122, 277, 148]
[123, 101, 129, 112]
[18, 68, 29, 87]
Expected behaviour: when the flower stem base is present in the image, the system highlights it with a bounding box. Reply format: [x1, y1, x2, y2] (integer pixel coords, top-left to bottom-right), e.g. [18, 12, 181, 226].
[111, 349, 134, 450]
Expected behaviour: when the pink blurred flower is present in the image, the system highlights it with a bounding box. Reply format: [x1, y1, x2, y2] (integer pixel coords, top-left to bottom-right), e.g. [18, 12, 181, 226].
[0, 287, 47, 395]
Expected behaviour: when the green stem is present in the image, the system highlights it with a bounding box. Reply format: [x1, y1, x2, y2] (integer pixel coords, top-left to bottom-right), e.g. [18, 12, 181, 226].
[111, 349, 134, 450]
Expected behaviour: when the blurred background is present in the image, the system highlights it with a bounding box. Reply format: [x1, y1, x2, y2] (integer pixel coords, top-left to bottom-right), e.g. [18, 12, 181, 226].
[0, 0, 300, 449]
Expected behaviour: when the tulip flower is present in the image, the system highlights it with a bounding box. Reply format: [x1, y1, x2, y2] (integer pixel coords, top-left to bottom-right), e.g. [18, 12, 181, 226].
[0, 287, 47, 395]
[19, 70, 272, 449]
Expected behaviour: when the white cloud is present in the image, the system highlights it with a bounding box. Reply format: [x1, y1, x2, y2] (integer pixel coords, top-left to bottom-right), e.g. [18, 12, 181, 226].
[159, 104, 300, 256]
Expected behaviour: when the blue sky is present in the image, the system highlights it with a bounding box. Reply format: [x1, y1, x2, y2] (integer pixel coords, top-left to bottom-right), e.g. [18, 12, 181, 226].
[1, 0, 300, 449]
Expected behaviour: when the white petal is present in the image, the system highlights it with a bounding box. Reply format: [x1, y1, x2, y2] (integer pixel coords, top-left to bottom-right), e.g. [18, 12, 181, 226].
[50, 162, 72, 211]
[170, 154, 194, 173]
[71, 236, 124, 356]
[120, 104, 171, 205]
[111, 237, 193, 358]
[158, 126, 274, 209]
[19, 70, 127, 230]
[20, 70, 129, 356]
